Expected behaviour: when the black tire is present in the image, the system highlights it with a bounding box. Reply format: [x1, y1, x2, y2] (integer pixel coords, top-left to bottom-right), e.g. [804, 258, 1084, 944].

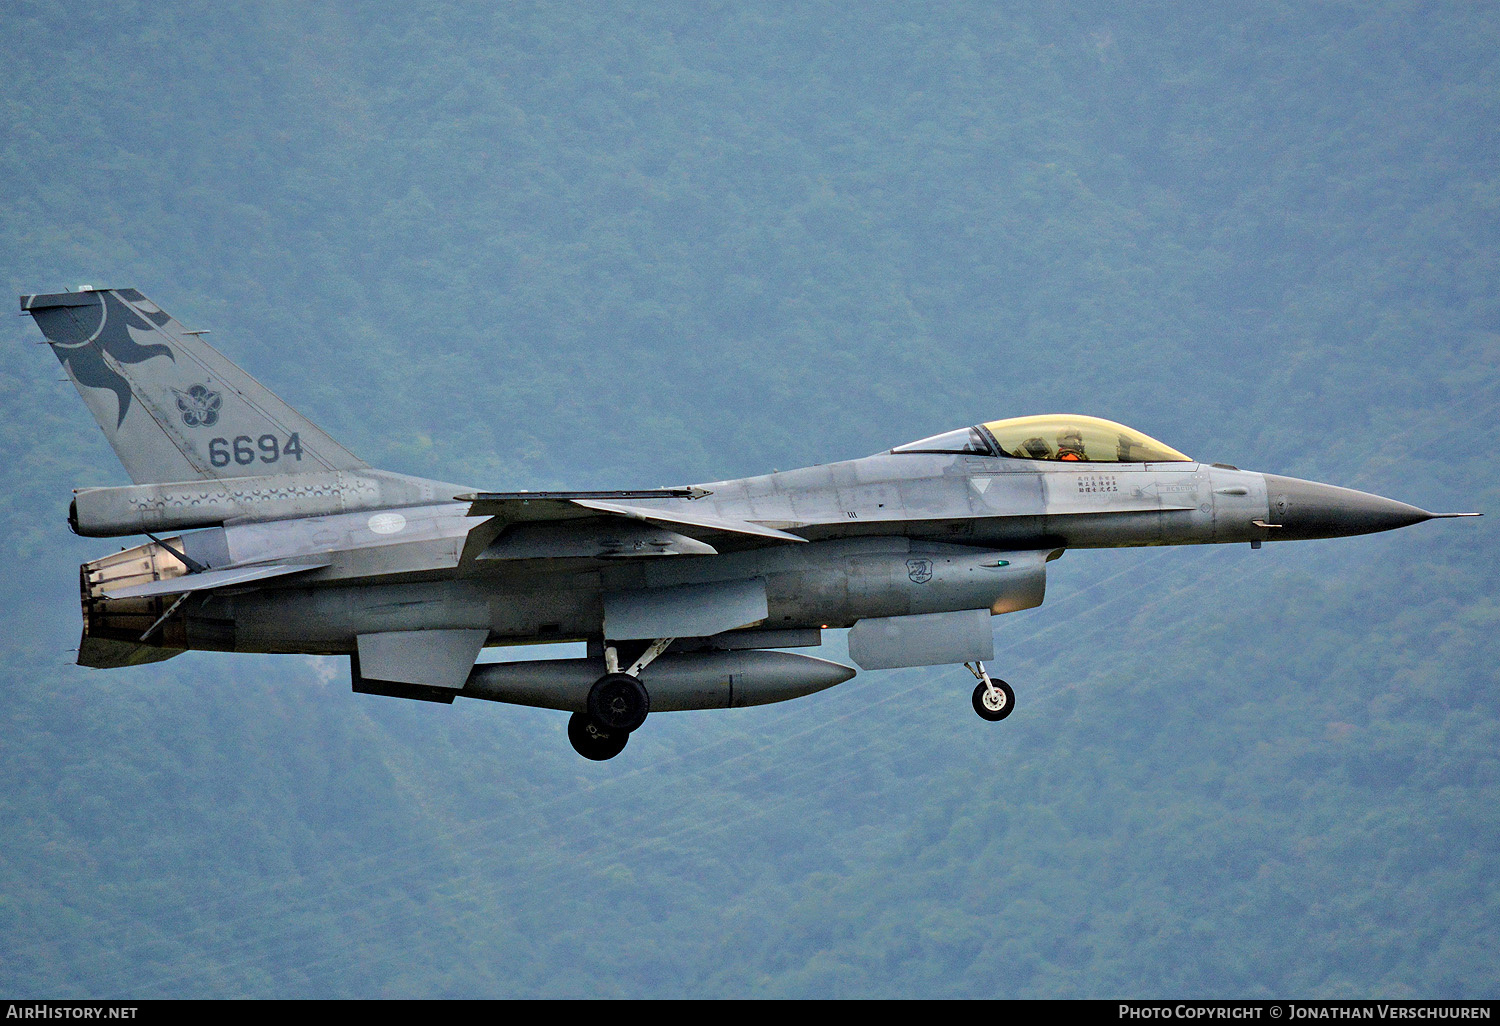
[972, 679, 1015, 721]
[587, 672, 650, 733]
[568, 711, 629, 761]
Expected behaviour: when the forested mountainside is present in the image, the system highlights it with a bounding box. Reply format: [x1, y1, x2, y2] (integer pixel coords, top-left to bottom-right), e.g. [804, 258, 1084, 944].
[1, 2, 1495, 997]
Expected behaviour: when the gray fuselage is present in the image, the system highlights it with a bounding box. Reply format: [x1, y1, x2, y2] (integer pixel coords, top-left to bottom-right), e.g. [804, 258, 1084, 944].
[124, 455, 1329, 656]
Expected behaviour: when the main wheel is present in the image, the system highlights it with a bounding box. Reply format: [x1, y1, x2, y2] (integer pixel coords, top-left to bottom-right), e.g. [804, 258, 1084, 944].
[568, 712, 629, 761]
[972, 679, 1015, 721]
[587, 672, 651, 733]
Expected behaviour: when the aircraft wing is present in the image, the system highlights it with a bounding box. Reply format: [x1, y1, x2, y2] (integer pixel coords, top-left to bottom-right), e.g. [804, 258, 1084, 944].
[568, 499, 806, 542]
[458, 489, 806, 563]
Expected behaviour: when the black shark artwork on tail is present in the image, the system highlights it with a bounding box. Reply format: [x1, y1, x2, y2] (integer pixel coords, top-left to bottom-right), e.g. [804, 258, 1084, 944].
[27, 289, 173, 427]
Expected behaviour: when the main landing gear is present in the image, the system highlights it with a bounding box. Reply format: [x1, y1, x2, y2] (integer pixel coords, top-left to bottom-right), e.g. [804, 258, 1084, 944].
[966, 661, 1015, 722]
[567, 638, 673, 761]
[568, 711, 630, 761]
[587, 672, 650, 732]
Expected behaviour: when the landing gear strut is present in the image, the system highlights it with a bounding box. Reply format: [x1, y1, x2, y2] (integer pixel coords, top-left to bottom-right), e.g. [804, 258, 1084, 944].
[966, 661, 1015, 722]
[567, 638, 674, 761]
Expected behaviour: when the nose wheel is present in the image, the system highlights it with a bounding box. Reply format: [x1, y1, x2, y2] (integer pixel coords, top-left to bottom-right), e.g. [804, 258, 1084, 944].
[966, 661, 1015, 722]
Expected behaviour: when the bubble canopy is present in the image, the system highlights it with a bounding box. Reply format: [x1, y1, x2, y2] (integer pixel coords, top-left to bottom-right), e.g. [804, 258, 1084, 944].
[891, 415, 1192, 464]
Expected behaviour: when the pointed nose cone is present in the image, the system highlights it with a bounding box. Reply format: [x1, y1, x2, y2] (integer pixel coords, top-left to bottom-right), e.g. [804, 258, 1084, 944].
[1262, 474, 1440, 540]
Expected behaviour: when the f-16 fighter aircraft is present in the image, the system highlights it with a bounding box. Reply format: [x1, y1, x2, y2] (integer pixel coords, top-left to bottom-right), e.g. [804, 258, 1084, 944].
[23, 287, 1480, 759]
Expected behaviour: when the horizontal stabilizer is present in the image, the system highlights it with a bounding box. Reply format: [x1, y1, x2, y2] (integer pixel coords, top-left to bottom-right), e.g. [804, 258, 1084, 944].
[101, 560, 329, 599]
[77, 632, 184, 669]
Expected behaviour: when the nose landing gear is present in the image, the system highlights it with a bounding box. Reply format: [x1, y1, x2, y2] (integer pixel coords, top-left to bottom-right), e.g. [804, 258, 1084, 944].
[966, 661, 1015, 722]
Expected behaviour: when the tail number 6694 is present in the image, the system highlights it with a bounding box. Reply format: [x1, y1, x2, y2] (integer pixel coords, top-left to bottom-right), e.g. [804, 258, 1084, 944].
[208, 433, 303, 467]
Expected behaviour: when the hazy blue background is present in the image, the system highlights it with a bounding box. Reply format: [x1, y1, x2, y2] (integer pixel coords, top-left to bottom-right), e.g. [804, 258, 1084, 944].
[1, 1, 1495, 997]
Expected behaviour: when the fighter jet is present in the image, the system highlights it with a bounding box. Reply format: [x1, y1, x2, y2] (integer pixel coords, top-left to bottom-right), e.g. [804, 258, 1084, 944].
[23, 287, 1480, 759]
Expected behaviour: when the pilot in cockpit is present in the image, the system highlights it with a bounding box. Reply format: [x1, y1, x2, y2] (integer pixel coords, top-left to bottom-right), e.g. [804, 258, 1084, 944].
[1056, 429, 1086, 461]
[892, 415, 1193, 465]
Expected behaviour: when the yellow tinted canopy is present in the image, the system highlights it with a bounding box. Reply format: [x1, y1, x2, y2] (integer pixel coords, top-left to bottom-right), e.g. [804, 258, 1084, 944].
[982, 415, 1191, 463]
[892, 415, 1191, 462]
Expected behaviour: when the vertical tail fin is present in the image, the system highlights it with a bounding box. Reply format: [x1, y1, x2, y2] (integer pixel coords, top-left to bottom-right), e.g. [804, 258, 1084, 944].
[22, 288, 365, 484]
